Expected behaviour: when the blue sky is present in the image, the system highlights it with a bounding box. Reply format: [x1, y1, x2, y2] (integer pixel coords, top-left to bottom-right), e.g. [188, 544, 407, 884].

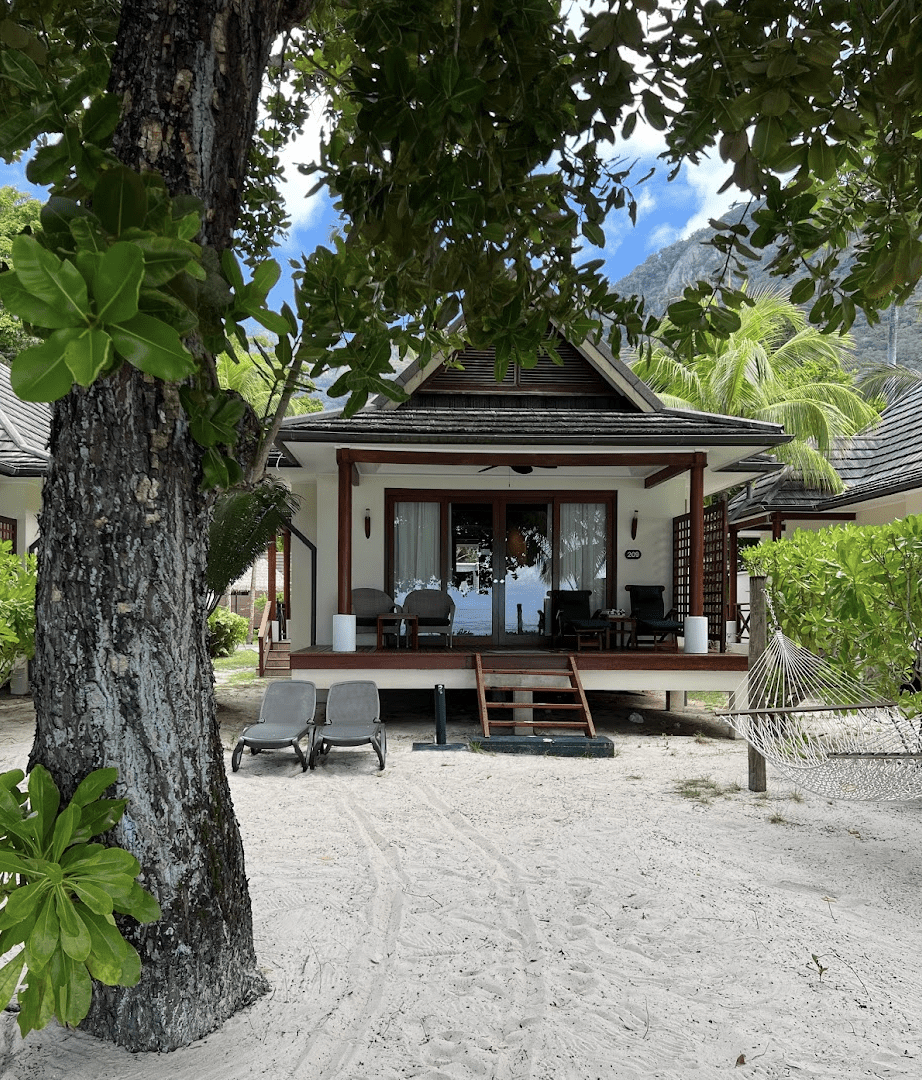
[0, 108, 739, 310]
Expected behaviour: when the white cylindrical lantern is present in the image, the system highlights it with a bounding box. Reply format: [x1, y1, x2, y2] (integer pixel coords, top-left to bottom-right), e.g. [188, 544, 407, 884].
[332, 613, 357, 652]
[683, 615, 708, 654]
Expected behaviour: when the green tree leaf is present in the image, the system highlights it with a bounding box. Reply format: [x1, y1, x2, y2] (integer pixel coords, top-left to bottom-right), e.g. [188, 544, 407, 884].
[0, 270, 80, 329]
[93, 166, 148, 236]
[10, 235, 89, 326]
[92, 241, 143, 324]
[64, 328, 113, 386]
[10, 331, 79, 401]
[109, 313, 196, 380]
[134, 236, 200, 286]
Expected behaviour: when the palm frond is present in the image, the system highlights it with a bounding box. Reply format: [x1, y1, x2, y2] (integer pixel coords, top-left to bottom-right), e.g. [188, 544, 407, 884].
[856, 361, 922, 404]
[205, 478, 301, 615]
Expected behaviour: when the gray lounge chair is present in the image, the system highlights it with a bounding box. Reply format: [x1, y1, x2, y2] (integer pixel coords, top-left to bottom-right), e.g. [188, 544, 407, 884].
[231, 680, 317, 772]
[309, 680, 386, 771]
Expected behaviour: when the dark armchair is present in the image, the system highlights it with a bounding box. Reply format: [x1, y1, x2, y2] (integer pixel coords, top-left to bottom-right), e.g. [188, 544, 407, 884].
[547, 589, 609, 650]
[625, 585, 683, 649]
[402, 589, 455, 647]
[352, 588, 401, 645]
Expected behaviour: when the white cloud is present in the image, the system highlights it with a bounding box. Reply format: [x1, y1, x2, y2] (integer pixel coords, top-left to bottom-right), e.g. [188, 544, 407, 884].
[635, 187, 657, 220]
[275, 94, 328, 229]
[677, 153, 744, 239]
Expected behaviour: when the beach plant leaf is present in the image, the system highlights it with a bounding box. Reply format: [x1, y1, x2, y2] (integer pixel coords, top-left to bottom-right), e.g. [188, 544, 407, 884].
[0, 764, 160, 1036]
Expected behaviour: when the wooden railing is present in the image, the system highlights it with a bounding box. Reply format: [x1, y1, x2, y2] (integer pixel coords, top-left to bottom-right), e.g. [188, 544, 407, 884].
[257, 600, 273, 677]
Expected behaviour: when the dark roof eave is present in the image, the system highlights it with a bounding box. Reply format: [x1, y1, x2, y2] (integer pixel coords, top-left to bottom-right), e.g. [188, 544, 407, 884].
[278, 430, 790, 449]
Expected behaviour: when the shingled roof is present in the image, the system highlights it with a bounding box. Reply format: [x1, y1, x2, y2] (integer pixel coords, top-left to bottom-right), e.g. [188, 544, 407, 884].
[0, 365, 50, 477]
[727, 384, 922, 522]
[280, 405, 788, 448]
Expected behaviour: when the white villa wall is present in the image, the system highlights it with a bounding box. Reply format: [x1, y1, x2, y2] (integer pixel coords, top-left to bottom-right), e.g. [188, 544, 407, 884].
[0, 477, 42, 554]
[289, 465, 693, 648]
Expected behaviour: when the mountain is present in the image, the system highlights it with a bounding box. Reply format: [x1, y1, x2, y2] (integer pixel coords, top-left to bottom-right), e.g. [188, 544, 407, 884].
[610, 208, 922, 373]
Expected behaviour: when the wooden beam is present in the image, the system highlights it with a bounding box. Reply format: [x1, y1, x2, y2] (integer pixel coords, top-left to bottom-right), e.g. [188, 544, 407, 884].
[338, 448, 700, 470]
[645, 464, 688, 488]
[689, 453, 705, 617]
[337, 456, 353, 614]
[731, 511, 857, 532]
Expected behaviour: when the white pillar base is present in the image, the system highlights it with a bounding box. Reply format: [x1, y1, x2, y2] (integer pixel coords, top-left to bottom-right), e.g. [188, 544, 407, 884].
[683, 615, 708, 654]
[332, 613, 357, 652]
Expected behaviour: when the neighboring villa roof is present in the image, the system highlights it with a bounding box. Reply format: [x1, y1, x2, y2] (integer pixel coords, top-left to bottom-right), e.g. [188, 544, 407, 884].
[279, 325, 791, 461]
[0, 365, 51, 476]
[727, 384, 922, 523]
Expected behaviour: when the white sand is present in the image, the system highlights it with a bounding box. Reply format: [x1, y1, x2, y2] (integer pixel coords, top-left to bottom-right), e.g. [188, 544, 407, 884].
[0, 686, 921, 1079]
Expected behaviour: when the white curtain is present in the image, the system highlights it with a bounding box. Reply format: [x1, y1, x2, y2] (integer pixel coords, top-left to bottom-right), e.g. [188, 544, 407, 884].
[559, 502, 607, 611]
[394, 502, 440, 601]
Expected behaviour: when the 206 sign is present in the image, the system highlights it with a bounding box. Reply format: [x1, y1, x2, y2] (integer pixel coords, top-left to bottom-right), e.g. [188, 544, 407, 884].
[624, 549, 641, 559]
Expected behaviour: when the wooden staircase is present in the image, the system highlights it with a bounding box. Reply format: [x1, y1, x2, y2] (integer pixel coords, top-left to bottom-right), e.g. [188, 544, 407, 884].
[263, 639, 291, 677]
[474, 654, 595, 738]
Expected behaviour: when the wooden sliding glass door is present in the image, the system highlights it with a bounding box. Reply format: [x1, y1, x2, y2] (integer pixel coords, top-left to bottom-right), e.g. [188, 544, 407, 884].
[387, 490, 615, 644]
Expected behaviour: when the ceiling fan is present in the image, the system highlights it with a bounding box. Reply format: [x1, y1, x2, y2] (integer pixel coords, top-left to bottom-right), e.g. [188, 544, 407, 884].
[478, 463, 559, 475]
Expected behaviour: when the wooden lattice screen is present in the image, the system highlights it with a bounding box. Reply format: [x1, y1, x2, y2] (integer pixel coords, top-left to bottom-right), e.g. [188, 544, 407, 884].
[672, 501, 728, 651]
[0, 516, 17, 554]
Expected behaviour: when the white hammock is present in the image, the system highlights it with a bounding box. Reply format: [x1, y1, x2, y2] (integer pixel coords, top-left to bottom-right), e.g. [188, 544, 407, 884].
[718, 606, 922, 801]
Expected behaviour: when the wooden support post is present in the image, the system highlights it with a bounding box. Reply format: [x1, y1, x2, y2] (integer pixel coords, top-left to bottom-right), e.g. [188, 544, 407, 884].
[727, 526, 739, 624]
[283, 529, 291, 619]
[689, 453, 706, 617]
[267, 534, 277, 614]
[337, 454, 353, 614]
[748, 575, 768, 792]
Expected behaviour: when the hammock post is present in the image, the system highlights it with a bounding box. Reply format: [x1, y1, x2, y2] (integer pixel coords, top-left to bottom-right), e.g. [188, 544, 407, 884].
[748, 575, 768, 792]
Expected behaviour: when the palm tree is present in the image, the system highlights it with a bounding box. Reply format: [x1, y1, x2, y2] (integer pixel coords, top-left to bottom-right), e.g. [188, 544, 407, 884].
[206, 343, 318, 613]
[206, 477, 300, 615]
[631, 286, 880, 491]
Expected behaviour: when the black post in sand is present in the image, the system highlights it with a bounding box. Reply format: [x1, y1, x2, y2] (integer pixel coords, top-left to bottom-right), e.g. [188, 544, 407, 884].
[411, 684, 467, 751]
[435, 684, 447, 745]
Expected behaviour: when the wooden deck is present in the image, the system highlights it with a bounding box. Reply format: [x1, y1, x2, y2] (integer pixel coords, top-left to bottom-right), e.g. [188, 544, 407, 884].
[289, 642, 748, 693]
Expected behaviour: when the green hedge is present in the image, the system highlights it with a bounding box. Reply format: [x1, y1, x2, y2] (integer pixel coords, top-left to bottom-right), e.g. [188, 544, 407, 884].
[207, 607, 249, 659]
[743, 515, 922, 700]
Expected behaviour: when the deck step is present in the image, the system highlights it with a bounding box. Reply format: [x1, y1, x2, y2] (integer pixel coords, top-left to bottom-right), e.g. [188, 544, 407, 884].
[263, 641, 292, 678]
[475, 653, 595, 739]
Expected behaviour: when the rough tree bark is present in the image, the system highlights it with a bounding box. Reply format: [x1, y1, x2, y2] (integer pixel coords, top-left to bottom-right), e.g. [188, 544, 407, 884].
[28, 0, 312, 1051]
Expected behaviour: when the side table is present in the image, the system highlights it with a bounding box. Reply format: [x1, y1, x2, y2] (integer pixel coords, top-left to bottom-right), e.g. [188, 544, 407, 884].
[605, 615, 637, 649]
[376, 613, 419, 649]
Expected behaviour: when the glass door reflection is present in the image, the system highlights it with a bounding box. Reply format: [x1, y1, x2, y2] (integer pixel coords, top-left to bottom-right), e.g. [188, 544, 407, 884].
[449, 503, 494, 640]
[502, 503, 551, 643]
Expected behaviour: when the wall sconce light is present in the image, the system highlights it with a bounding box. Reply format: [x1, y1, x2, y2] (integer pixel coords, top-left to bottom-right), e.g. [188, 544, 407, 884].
[630, 510, 638, 540]
[364, 508, 371, 539]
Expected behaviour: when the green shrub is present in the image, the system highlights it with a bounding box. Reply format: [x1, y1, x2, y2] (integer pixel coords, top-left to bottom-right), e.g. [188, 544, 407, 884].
[207, 607, 249, 658]
[0, 765, 160, 1036]
[0, 541, 36, 686]
[743, 515, 922, 698]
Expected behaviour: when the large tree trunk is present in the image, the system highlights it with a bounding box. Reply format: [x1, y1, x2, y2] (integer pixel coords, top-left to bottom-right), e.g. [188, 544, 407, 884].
[30, 371, 267, 1050]
[29, 0, 311, 1051]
